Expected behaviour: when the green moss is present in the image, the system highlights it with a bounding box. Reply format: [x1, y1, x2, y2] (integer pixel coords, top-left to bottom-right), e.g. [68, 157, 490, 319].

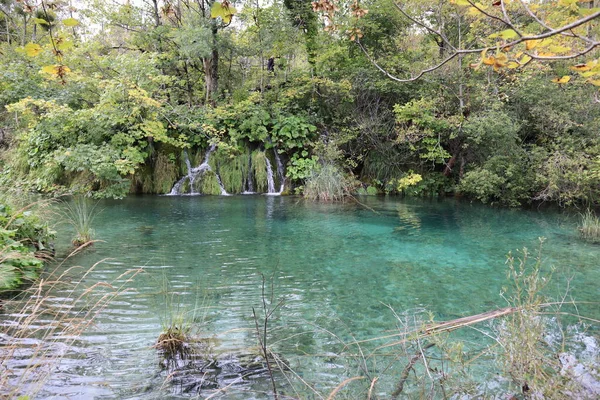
[252, 150, 268, 193]
[153, 152, 178, 194]
[196, 171, 222, 195]
[212, 149, 246, 194]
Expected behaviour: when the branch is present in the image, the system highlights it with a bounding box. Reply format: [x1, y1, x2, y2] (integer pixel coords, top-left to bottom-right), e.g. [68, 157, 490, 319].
[356, 39, 459, 83]
[359, 7, 600, 82]
[393, 2, 455, 52]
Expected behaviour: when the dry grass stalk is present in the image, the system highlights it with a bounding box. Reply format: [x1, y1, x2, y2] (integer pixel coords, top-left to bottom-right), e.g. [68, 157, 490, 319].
[0, 247, 143, 398]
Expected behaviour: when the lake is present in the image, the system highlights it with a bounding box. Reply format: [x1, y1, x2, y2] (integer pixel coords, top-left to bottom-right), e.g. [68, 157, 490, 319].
[2, 195, 599, 399]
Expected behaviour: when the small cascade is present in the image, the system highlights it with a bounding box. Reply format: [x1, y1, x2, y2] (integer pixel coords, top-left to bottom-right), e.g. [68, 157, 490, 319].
[169, 144, 228, 195]
[244, 152, 255, 194]
[214, 173, 229, 196]
[265, 157, 276, 194]
[273, 151, 285, 194]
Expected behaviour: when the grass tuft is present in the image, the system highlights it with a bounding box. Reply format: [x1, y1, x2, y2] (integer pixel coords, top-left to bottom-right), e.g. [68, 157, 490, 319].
[60, 196, 100, 246]
[304, 164, 348, 202]
[578, 209, 600, 243]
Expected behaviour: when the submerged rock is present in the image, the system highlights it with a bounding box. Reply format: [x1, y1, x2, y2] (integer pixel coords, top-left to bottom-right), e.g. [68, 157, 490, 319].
[158, 341, 281, 395]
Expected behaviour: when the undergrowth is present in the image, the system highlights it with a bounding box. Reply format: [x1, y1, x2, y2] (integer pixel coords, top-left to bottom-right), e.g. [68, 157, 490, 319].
[304, 164, 349, 201]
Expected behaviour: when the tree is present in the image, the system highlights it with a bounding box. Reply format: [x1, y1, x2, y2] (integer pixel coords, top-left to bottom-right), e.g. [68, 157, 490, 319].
[314, 0, 600, 85]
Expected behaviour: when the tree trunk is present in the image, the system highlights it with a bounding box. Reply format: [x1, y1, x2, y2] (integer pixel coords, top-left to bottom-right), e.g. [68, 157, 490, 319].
[151, 0, 161, 27]
[203, 24, 219, 105]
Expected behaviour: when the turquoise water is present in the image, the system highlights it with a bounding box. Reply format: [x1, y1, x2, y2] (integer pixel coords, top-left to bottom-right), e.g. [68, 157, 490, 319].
[3, 196, 599, 398]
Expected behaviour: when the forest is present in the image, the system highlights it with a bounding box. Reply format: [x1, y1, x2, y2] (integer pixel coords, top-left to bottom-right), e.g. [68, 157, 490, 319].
[0, 0, 599, 205]
[1, 1, 600, 399]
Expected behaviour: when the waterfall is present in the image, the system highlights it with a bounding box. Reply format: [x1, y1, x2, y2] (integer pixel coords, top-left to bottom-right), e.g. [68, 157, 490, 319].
[265, 157, 276, 194]
[244, 152, 255, 194]
[214, 173, 229, 196]
[273, 150, 285, 194]
[169, 144, 229, 195]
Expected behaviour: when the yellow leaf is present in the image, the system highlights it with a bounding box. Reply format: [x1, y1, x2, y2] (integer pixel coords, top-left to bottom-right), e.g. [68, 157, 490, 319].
[41, 64, 71, 76]
[581, 71, 598, 78]
[570, 64, 592, 72]
[41, 65, 58, 75]
[450, 0, 471, 6]
[507, 61, 520, 69]
[548, 45, 571, 54]
[587, 79, 600, 86]
[551, 76, 571, 84]
[62, 18, 79, 27]
[520, 55, 532, 64]
[24, 43, 42, 57]
[482, 56, 496, 66]
[525, 40, 540, 50]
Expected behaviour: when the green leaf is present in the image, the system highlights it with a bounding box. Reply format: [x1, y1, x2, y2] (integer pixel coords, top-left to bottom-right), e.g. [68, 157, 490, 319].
[489, 29, 519, 40]
[33, 18, 49, 25]
[63, 18, 80, 27]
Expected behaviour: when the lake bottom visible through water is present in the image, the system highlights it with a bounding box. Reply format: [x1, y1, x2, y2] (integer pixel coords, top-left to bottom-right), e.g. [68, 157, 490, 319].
[1, 195, 599, 399]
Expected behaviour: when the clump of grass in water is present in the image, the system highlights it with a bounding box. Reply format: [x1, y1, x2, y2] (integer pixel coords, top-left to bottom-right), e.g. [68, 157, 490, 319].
[60, 196, 100, 246]
[154, 277, 209, 361]
[578, 209, 600, 243]
[304, 164, 349, 201]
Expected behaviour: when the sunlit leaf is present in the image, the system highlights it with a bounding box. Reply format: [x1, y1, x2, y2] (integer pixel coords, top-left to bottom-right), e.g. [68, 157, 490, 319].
[33, 18, 49, 25]
[24, 43, 42, 57]
[489, 29, 519, 40]
[482, 56, 495, 66]
[507, 61, 520, 69]
[62, 18, 79, 27]
[41, 64, 71, 76]
[450, 0, 471, 6]
[587, 79, 600, 86]
[551, 75, 571, 84]
[210, 2, 236, 22]
[520, 54, 532, 65]
[570, 64, 592, 72]
[525, 40, 540, 50]
[548, 45, 571, 54]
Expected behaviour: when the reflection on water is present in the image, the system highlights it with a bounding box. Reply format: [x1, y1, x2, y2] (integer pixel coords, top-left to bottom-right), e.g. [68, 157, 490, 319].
[1, 195, 599, 398]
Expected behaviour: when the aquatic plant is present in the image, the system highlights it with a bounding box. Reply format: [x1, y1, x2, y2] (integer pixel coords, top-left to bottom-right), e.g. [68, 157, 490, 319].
[154, 278, 209, 360]
[252, 150, 268, 193]
[304, 164, 349, 201]
[214, 150, 246, 194]
[153, 152, 178, 194]
[197, 171, 222, 195]
[578, 209, 600, 243]
[60, 196, 100, 246]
